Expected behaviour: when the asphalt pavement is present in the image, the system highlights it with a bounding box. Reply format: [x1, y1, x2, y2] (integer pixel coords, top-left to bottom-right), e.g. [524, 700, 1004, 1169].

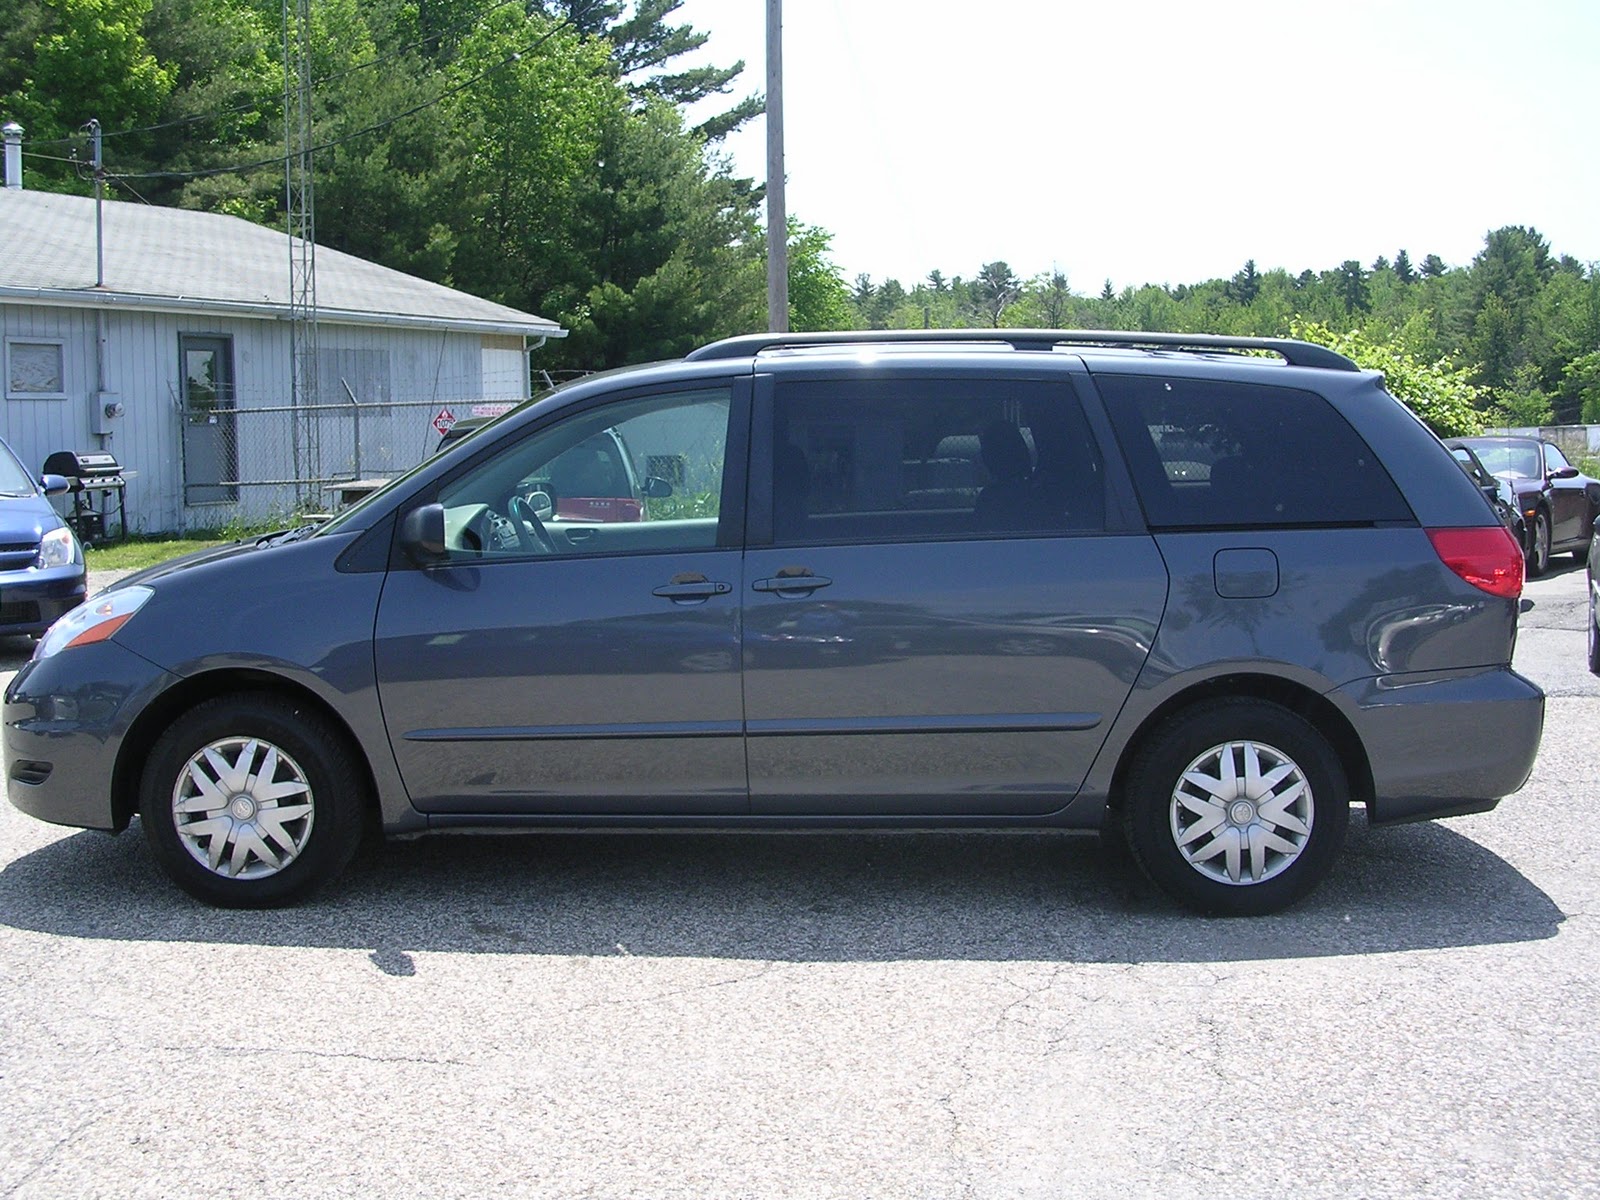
[0, 562, 1596, 1198]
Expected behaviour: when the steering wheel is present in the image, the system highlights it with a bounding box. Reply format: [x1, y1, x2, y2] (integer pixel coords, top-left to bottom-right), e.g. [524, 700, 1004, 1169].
[507, 494, 556, 553]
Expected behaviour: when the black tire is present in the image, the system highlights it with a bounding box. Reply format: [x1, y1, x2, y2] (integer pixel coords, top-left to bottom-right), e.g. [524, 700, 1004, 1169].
[1588, 593, 1600, 676]
[1574, 542, 1590, 567]
[1527, 510, 1551, 577]
[1121, 699, 1349, 916]
[139, 693, 367, 907]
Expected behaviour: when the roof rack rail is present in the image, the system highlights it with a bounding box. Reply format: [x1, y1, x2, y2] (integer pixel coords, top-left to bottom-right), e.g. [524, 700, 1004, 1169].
[684, 328, 1361, 372]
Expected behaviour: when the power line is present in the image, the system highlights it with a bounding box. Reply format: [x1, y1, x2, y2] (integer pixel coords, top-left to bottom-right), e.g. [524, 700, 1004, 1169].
[19, 149, 82, 165]
[107, 174, 156, 205]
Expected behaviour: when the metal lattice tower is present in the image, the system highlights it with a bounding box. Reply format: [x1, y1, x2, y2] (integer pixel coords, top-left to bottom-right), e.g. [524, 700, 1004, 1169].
[283, 0, 318, 503]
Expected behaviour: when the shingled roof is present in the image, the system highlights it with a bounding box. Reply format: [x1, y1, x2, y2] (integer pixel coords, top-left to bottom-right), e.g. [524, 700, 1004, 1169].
[0, 189, 564, 339]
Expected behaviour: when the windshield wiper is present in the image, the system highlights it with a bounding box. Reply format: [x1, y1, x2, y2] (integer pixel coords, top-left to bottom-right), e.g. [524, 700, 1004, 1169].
[256, 524, 319, 548]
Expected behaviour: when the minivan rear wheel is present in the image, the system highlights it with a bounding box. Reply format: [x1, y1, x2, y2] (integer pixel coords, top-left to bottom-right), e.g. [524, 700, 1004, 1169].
[139, 693, 366, 907]
[1122, 700, 1349, 916]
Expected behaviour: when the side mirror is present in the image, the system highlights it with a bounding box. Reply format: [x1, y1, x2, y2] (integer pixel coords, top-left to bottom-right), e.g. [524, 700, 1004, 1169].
[39, 473, 70, 497]
[399, 504, 447, 564]
[1480, 483, 1500, 504]
[642, 476, 675, 499]
[1549, 465, 1580, 481]
[527, 489, 554, 520]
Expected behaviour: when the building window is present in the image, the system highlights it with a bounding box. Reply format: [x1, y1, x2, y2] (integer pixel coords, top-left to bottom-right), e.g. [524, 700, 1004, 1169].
[5, 339, 67, 399]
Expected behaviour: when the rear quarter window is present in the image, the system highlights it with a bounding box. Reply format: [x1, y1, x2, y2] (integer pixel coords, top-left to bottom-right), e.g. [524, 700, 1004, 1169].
[1096, 374, 1413, 529]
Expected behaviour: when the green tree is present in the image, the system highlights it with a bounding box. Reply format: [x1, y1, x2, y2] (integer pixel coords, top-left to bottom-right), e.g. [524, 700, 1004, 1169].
[1566, 352, 1600, 422]
[783, 221, 852, 331]
[1335, 260, 1370, 313]
[4, 0, 177, 183]
[535, 0, 760, 140]
[1394, 248, 1416, 285]
[974, 260, 1020, 327]
[1228, 259, 1260, 305]
[1292, 320, 1483, 437]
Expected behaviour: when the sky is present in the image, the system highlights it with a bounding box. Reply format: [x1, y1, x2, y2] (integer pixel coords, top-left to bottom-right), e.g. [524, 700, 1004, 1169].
[670, 0, 1600, 292]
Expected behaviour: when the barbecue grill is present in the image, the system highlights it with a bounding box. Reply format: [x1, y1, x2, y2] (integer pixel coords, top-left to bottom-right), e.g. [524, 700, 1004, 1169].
[42, 450, 130, 545]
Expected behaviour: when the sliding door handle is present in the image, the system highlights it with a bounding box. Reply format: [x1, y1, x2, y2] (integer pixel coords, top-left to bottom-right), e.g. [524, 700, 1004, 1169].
[752, 572, 832, 595]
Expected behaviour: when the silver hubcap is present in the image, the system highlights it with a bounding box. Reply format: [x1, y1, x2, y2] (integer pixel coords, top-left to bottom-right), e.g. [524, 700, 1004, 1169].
[172, 737, 315, 879]
[1170, 739, 1312, 886]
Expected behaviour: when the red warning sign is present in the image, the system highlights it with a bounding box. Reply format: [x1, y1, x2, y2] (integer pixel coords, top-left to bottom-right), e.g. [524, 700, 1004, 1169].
[431, 407, 457, 435]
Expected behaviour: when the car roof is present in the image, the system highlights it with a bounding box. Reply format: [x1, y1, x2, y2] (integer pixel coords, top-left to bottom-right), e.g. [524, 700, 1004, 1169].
[685, 329, 1363, 371]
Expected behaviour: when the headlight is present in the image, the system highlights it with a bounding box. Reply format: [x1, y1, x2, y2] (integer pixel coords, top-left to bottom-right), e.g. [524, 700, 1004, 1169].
[35, 587, 154, 660]
[36, 526, 80, 569]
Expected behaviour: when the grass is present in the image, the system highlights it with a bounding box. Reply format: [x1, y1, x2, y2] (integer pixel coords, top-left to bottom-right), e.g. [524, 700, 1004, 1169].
[84, 534, 233, 572]
[81, 510, 319, 572]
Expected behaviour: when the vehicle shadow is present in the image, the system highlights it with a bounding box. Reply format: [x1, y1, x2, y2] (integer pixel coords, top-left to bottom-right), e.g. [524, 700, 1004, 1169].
[0, 814, 1562, 966]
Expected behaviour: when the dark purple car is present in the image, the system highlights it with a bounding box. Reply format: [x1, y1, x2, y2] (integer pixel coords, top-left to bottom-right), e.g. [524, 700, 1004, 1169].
[1447, 436, 1600, 576]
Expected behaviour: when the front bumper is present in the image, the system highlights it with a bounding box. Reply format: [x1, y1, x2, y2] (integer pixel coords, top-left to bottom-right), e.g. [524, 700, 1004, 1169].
[0, 563, 87, 636]
[4, 639, 177, 831]
[1332, 665, 1545, 825]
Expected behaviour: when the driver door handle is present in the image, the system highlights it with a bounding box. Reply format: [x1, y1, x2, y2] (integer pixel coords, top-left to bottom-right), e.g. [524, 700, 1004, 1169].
[652, 572, 731, 602]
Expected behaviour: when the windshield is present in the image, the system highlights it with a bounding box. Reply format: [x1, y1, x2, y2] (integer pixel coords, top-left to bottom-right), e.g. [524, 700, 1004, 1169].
[1471, 442, 1541, 479]
[0, 440, 37, 496]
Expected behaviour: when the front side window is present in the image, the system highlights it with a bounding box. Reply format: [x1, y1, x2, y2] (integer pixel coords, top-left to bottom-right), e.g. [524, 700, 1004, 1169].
[436, 387, 731, 559]
[1544, 443, 1572, 473]
[1097, 374, 1412, 530]
[768, 378, 1104, 546]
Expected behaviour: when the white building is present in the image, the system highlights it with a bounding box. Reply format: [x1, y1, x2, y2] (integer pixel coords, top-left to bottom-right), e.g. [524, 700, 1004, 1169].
[0, 182, 564, 533]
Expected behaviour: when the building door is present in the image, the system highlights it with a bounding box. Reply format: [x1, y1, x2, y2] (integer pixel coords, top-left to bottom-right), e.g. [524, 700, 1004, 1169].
[179, 335, 238, 504]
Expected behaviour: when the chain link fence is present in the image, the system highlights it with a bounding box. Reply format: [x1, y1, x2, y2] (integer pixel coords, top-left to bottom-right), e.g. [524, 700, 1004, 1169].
[178, 371, 592, 526]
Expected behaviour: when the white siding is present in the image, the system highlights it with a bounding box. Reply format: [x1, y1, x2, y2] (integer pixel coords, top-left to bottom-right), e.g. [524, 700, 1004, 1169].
[1, 300, 531, 533]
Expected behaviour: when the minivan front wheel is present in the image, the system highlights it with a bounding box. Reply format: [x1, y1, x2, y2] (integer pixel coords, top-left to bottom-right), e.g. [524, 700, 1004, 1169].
[1122, 700, 1349, 916]
[139, 693, 366, 907]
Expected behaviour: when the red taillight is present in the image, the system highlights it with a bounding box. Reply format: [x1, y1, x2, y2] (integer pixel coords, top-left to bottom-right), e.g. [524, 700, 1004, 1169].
[1426, 527, 1524, 600]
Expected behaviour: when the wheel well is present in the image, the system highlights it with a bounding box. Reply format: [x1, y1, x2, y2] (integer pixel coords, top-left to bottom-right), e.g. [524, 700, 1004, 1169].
[110, 670, 380, 831]
[1104, 674, 1374, 815]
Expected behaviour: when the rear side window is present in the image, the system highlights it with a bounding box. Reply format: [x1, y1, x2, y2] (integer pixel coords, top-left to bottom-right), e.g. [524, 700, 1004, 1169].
[770, 378, 1105, 545]
[1096, 374, 1413, 529]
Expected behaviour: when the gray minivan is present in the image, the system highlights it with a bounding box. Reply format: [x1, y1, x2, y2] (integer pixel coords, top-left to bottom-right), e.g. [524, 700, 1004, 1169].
[5, 330, 1544, 914]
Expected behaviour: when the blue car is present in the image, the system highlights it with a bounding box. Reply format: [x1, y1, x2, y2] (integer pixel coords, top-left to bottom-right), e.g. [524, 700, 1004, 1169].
[0, 438, 85, 637]
[5, 330, 1544, 915]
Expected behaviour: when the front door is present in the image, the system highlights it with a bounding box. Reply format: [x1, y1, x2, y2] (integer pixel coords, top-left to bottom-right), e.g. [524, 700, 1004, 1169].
[1543, 442, 1590, 545]
[742, 372, 1165, 817]
[179, 335, 238, 504]
[374, 382, 750, 815]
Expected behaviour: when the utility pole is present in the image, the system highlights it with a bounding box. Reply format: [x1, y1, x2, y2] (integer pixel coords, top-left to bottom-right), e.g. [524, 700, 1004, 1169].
[87, 119, 104, 287]
[284, 0, 319, 501]
[765, 0, 788, 332]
